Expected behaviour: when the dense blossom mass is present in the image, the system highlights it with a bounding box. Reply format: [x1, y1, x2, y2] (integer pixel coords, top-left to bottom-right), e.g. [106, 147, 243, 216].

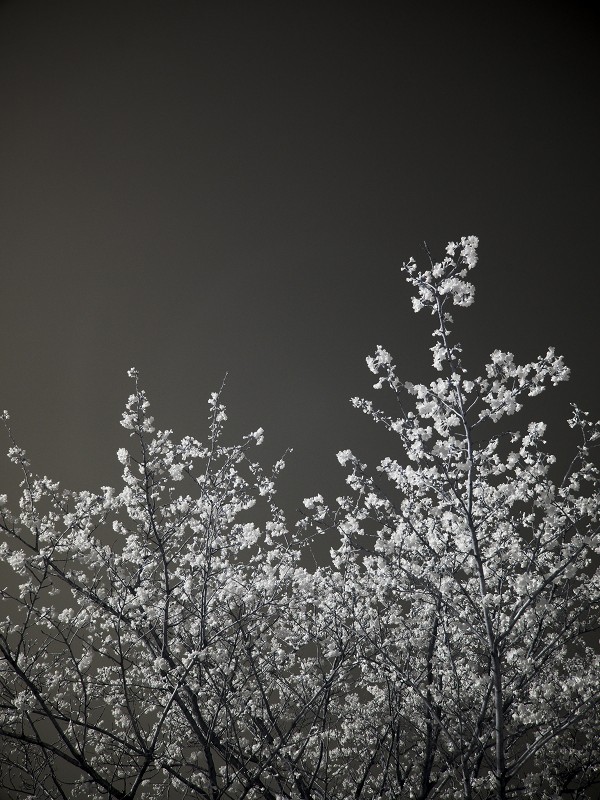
[0, 237, 598, 799]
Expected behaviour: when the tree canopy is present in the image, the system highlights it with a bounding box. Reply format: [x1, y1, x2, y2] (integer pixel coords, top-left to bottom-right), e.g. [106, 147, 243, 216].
[1, 238, 598, 799]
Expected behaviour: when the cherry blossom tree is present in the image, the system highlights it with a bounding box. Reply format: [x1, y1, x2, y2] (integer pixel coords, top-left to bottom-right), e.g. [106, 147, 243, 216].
[301, 237, 600, 799]
[0, 237, 598, 799]
[0, 380, 316, 799]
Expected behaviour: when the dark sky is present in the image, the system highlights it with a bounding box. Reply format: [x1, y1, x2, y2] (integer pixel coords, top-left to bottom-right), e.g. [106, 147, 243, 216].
[1, 1, 599, 513]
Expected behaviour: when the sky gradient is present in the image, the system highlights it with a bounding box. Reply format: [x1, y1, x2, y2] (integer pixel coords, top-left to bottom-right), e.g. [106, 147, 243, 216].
[1, 1, 599, 515]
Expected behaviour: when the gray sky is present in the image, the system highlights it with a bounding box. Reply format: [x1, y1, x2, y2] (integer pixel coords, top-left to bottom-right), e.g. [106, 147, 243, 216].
[1, 1, 598, 514]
